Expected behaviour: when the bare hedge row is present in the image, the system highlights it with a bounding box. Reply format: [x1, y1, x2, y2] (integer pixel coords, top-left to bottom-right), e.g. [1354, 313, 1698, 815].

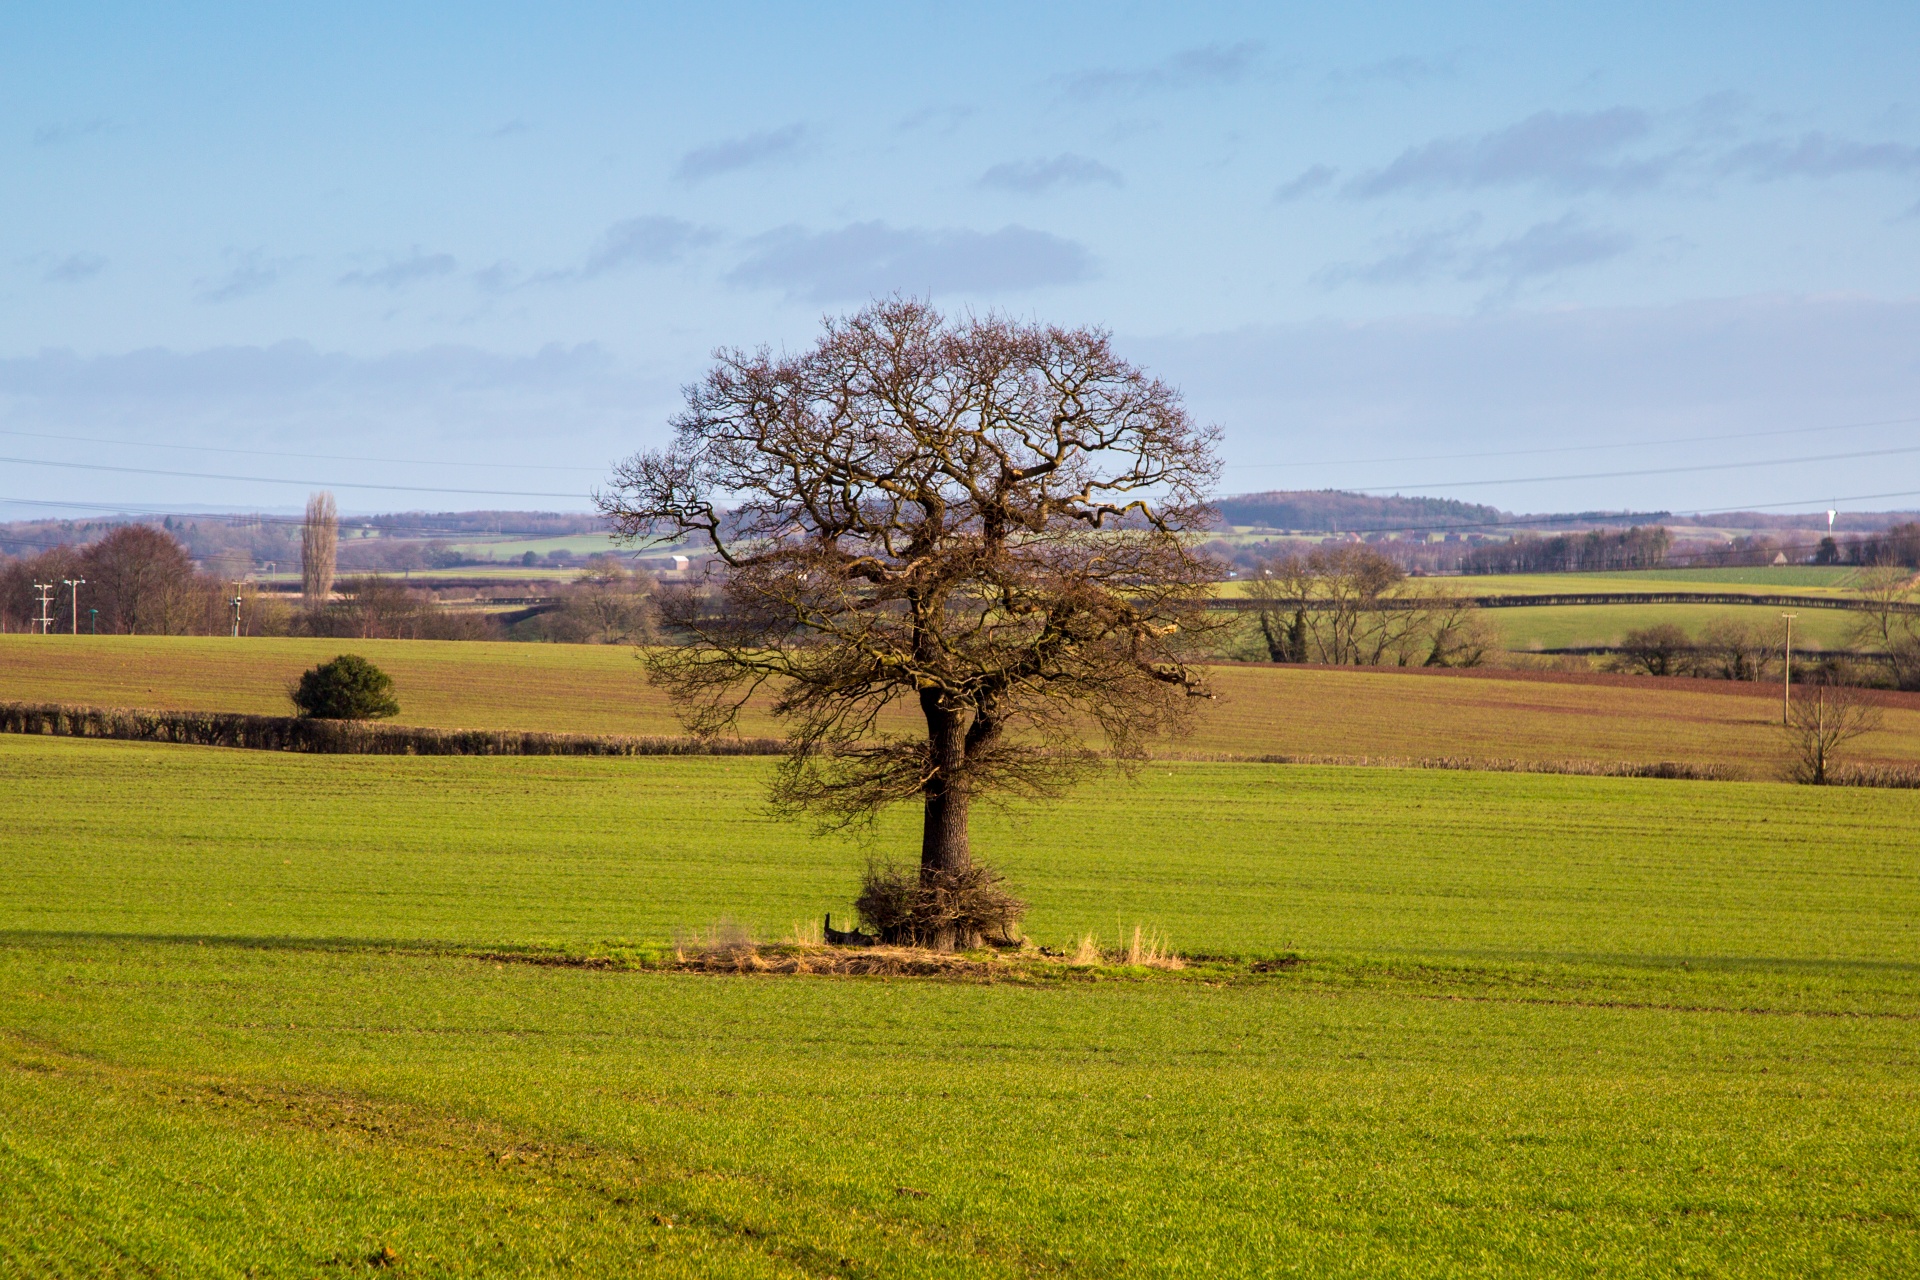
[0, 702, 783, 757]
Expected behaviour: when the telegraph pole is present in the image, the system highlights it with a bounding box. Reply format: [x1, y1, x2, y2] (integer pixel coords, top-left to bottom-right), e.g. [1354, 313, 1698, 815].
[63, 578, 85, 635]
[31, 581, 55, 635]
[230, 586, 244, 637]
[1780, 612, 1797, 725]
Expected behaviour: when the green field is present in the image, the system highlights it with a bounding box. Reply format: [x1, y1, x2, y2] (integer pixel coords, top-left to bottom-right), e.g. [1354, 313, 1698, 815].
[1462, 567, 1869, 593]
[4, 735, 1920, 1276]
[1492, 603, 1858, 652]
[1548, 566, 1867, 588]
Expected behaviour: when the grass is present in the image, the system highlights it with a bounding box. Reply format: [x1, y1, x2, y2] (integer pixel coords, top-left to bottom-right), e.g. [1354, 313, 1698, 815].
[9, 634, 1920, 773]
[3, 735, 1919, 1275]
[11, 736, 1920, 955]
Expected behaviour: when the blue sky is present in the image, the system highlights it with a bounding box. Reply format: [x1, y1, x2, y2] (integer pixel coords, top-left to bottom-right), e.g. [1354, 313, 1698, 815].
[5, 2, 1920, 516]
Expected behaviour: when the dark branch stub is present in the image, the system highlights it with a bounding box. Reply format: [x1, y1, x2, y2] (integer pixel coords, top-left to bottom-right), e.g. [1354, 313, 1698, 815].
[597, 298, 1222, 948]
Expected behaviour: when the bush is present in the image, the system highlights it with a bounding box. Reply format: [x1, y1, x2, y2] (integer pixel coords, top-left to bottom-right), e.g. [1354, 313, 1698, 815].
[854, 860, 1026, 950]
[289, 654, 400, 720]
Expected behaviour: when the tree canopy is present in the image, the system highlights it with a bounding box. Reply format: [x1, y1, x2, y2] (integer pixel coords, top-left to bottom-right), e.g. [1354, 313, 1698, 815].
[598, 299, 1221, 945]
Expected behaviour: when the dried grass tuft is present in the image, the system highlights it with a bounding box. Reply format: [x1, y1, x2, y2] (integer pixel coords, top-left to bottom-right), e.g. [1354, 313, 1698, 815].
[672, 919, 755, 963]
[1124, 924, 1185, 969]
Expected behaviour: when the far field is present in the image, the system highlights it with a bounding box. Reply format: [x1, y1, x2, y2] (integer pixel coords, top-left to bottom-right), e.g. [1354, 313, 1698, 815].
[3, 737, 1918, 1276]
[1457, 567, 1870, 593]
[1491, 602, 1857, 651]
[7, 634, 1920, 772]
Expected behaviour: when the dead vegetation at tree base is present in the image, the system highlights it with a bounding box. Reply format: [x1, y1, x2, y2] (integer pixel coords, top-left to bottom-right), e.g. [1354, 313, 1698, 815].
[468, 931, 1262, 983]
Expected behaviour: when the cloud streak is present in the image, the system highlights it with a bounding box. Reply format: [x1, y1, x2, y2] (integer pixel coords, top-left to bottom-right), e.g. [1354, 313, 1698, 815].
[726, 222, 1093, 302]
[197, 252, 289, 304]
[43, 253, 106, 284]
[1303, 107, 1920, 207]
[1721, 132, 1920, 180]
[471, 216, 718, 292]
[338, 250, 458, 290]
[1274, 164, 1337, 202]
[1347, 108, 1663, 197]
[32, 118, 110, 146]
[674, 124, 807, 181]
[581, 216, 719, 277]
[1061, 41, 1262, 99]
[977, 154, 1122, 194]
[1318, 214, 1631, 287]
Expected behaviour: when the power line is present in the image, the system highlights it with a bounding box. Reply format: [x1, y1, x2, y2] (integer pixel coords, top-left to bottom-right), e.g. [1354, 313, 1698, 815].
[0, 454, 588, 499]
[1245, 486, 1920, 538]
[1344, 443, 1920, 494]
[0, 498, 608, 548]
[1224, 412, 1920, 472]
[0, 426, 608, 474]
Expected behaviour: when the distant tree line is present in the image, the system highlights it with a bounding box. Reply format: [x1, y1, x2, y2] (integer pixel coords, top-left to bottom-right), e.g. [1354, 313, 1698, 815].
[1, 519, 655, 643]
[1462, 526, 1672, 574]
[0, 526, 250, 635]
[1813, 522, 1920, 569]
[1213, 489, 1505, 533]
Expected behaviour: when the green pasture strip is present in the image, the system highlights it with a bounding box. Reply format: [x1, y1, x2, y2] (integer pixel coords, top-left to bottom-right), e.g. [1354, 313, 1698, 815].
[1492, 603, 1858, 652]
[3, 939, 1916, 1278]
[1463, 568, 1868, 594]
[5, 736, 1918, 963]
[5, 737, 1919, 1275]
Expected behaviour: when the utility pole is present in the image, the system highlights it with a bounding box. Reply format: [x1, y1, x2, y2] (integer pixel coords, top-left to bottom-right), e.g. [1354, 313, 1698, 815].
[230, 586, 244, 637]
[1780, 612, 1797, 725]
[63, 578, 85, 635]
[32, 581, 55, 635]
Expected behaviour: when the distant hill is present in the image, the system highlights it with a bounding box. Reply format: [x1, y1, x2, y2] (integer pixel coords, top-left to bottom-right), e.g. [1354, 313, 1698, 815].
[1212, 490, 1507, 533]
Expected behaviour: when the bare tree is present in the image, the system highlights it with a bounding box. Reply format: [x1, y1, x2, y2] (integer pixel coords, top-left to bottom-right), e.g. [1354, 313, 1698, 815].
[1694, 617, 1778, 682]
[1419, 595, 1494, 668]
[597, 299, 1221, 947]
[80, 525, 201, 634]
[1245, 562, 1308, 662]
[1247, 545, 1488, 667]
[1611, 623, 1694, 677]
[1848, 561, 1920, 691]
[301, 491, 338, 610]
[1783, 681, 1884, 784]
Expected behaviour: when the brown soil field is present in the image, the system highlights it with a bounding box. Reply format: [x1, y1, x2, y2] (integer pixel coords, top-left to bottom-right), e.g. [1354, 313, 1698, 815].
[3, 635, 1918, 772]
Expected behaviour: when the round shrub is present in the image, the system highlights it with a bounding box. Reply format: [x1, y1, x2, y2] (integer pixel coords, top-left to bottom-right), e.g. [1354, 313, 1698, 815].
[290, 653, 400, 720]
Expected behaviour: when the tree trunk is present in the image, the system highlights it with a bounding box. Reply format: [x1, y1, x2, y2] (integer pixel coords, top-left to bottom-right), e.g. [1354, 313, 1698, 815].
[919, 689, 971, 878]
[918, 689, 974, 950]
